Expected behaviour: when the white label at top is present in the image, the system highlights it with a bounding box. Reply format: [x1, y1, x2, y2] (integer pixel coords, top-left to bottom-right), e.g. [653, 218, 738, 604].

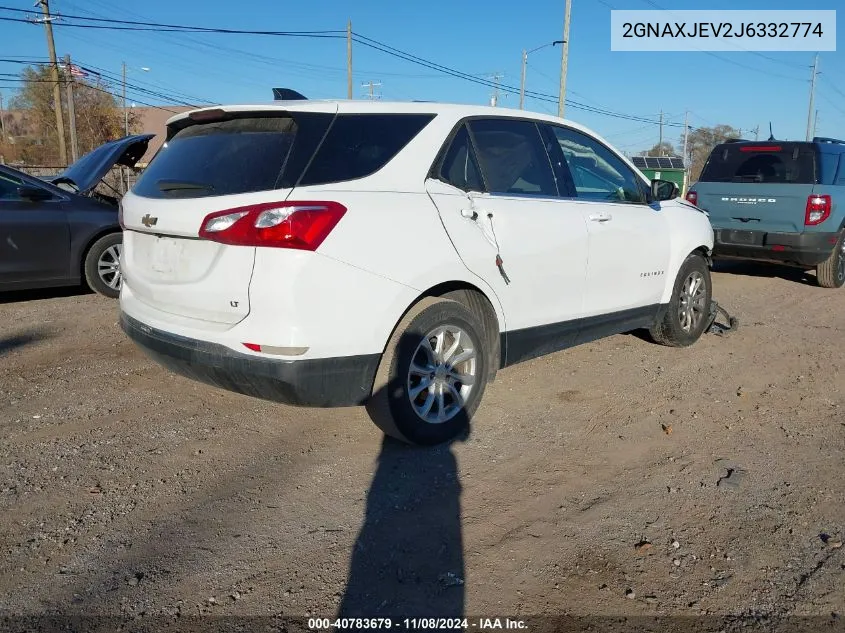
[610, 10, 836, 51]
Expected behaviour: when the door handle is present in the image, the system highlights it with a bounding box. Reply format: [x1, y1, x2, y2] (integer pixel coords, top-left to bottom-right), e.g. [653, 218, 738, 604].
[589, 213, 612, 223]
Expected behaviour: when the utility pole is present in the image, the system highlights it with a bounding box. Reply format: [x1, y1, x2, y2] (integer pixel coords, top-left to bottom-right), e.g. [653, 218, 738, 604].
[122, 61, 129, 136]
[346, 20, 353, 99]
[813, 109, 819, 138]
[64, 55, 78, 162]
[0, 91, 6, 140]
[520, 49, 527, 110]
[806, 54, 819, 141]
[361, 80, 382, 100]
[658, 110, 664, 150]
[37, 0, 67, 166]
[682, 110, 689, 164]
[488, 73, 503, 107]
[558, 0, 572, 117]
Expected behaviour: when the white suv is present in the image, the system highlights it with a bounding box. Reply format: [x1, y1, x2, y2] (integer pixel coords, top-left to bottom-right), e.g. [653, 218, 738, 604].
[119, 100, 714, 445]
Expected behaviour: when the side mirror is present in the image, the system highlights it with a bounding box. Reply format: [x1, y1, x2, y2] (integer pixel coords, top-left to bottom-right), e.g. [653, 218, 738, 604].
[17, 185, 53, 202]
[650, 179, 679, 202]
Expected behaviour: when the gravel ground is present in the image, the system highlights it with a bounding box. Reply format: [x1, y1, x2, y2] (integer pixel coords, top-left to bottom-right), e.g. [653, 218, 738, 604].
[0, 262, 843, 631]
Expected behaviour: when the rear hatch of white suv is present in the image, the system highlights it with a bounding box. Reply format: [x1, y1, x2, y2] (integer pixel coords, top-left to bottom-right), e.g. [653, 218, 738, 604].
[120, 104, 339, 325]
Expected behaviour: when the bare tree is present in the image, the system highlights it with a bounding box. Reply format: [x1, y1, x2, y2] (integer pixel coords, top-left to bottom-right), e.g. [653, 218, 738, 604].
[687, 124, 741, 181]
[9, 65, 140, 165]
[644, 142, 677, 157]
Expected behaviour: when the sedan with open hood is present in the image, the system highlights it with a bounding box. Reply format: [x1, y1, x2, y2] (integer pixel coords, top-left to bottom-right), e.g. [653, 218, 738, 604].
[0, 133, 153, 298]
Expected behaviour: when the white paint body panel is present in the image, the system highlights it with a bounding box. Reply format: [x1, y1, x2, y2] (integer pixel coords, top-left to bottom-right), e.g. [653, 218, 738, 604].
[427, 180, 588, 330]
[119, 100, 713, 364]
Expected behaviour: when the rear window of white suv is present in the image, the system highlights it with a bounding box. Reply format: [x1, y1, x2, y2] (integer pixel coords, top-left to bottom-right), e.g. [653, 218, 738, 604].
[133, 111, 435, 199]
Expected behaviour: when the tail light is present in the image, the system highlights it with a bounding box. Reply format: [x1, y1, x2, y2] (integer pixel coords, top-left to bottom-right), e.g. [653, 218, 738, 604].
[685, 190, 698, 206]
[805, 194, 832, 226]
[198, 201, 347, 250]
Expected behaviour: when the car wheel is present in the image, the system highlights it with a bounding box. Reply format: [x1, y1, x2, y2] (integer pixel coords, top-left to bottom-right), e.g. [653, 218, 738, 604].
[366, 297, 489, 446]
[815, 231, 845, 289]
[649, 252, 712, 347]
[83, 233, 123, 299]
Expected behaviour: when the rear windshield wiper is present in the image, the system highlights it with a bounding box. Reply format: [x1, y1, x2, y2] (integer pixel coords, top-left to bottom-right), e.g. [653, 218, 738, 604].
[156, 179, 214, 193]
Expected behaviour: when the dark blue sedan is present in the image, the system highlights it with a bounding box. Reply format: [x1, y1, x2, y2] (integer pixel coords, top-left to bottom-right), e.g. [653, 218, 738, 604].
[0, 134, 153, 298]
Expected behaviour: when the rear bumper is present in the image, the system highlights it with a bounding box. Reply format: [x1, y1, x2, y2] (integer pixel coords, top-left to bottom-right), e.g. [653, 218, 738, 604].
[712, 229, 839, 266]
[120, 313, 380, 407]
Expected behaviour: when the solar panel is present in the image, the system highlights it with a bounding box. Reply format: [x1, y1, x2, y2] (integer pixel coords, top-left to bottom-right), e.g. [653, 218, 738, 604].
[632, 155, 686, 170]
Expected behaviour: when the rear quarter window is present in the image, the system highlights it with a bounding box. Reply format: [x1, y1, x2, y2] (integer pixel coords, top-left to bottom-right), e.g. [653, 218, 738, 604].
[699, 143, 817, 184]
[297, 113, 435, 186]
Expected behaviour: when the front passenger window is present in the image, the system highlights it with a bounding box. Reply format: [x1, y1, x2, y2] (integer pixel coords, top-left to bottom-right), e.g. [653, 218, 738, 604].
[550, 126, 646, 204]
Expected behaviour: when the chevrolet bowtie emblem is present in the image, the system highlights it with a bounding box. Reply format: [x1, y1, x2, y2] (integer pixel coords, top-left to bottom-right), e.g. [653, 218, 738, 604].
[141, 214, 158, 228]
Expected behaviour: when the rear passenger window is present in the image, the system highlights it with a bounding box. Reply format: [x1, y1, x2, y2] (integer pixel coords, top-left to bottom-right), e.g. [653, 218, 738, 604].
[467, 119, 558, 197]
[438, 125, 484, 192]
[298, 114, 435, 186]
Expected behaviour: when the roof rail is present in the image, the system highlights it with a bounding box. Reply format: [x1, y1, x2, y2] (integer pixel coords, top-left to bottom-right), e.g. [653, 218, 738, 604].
[724, 138, 749, 144]
[272, 88, 307, 101]
[813, 136, 845, 145]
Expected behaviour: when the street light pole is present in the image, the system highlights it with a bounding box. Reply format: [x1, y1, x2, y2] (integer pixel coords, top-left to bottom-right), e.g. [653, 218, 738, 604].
[520, 40, 564, 110]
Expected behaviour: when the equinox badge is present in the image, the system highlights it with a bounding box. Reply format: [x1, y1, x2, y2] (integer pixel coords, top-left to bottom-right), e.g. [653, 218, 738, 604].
[141, 214, 158, 228]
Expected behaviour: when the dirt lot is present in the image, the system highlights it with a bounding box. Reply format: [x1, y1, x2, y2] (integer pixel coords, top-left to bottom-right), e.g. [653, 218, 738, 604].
[1, 263, 843, 630]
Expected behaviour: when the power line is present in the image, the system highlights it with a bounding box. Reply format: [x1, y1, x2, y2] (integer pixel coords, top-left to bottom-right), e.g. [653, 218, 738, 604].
[821, 76, 845, 102]
[0, 77, 181, 113]
[0, 6, 344, 36]
[61, 0, 451, 82]
[352, 33, 693, 128]
[0, 57, 207, 108]
[525, 60, 659, 117]
[0, 3, 696, 127]
[818, 92, 845, 118]
[637, 0, 808, 81]
[74, 64, 203, 107]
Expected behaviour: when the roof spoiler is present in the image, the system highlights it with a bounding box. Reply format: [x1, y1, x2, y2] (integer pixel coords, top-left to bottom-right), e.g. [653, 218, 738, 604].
[813, 136, 845, 145]
[272, 88, 308, 101]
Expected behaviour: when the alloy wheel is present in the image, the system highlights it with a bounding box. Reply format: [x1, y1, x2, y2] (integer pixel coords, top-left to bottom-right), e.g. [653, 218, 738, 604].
[407, 325, 478, 424]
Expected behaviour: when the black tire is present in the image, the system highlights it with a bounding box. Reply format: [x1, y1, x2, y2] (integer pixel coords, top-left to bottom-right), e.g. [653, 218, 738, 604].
[815, 231, 845, 289]
[366, 297, 489, 446]
[83, 233, 123, 299]
[649, 252, 712, 347]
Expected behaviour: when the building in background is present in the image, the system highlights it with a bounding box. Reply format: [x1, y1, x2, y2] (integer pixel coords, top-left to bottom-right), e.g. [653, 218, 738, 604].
[131, 106, 196, 166]
[0, 105, 199, 167]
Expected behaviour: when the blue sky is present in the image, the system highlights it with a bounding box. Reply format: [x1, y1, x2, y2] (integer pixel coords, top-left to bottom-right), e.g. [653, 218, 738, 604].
[0, 0, 842, 155]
